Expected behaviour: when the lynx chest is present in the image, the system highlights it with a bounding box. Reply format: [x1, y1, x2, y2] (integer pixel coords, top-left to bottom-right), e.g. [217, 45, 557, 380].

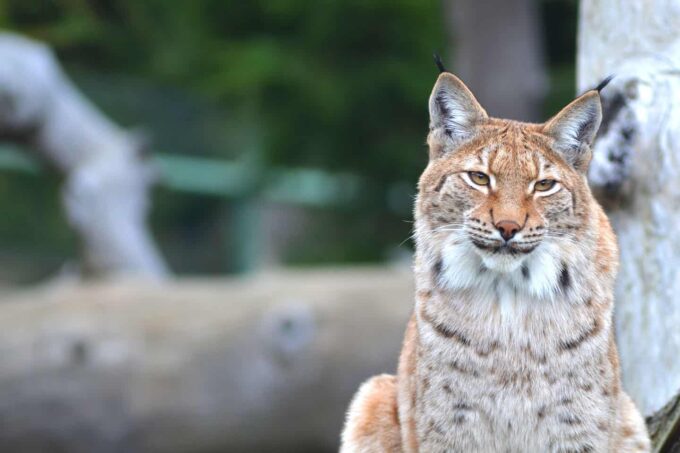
[413, 291, 616, 452]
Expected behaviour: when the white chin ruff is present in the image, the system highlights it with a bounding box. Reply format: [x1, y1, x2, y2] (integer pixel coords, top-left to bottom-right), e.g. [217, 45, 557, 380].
[480, 252, 527, 273]
[438, 239, 563, 300]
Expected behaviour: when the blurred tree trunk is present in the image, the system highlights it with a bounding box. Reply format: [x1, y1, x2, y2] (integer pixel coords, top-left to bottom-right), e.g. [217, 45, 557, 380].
[0, 33, 167, 279]
[0, 268, 412, 453]
[444, 0, 548, 121]
[578, 0, 680, 418]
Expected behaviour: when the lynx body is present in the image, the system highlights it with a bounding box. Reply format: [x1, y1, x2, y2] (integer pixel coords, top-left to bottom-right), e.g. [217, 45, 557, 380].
[340, 72, 650, 452]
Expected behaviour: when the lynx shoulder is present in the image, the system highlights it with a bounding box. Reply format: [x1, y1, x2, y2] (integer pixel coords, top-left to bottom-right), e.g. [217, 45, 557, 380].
[340, 71, 650, 452]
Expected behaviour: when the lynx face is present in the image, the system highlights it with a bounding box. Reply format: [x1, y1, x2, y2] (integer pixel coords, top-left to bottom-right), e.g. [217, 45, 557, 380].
[416, 73, 603, 293]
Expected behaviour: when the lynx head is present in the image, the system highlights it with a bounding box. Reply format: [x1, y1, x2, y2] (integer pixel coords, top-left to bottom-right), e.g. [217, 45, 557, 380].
[416, 73, 605, 297]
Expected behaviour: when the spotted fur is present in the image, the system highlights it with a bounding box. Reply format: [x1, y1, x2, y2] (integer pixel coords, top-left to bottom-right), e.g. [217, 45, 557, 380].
[340, 73, 649, 452]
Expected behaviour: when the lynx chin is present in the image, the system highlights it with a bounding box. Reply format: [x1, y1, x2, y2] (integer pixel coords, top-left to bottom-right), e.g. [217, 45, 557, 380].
[340, 71, 650, 452]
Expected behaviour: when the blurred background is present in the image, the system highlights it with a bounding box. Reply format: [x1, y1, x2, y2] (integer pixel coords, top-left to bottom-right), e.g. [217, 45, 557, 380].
[7, 1, 677, 452]
[0, 0, 578, 282]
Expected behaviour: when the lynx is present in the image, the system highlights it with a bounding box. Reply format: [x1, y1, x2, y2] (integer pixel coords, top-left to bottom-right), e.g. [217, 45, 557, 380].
[340, 70, 650, 452]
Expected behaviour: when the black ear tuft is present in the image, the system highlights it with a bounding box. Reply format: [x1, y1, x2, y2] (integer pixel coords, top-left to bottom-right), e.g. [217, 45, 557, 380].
[595, 75, 615, 93]
[433, 53, 447, 74]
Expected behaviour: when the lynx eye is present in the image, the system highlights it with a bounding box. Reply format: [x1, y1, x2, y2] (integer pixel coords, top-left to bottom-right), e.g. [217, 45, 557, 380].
[468, 172, 490, 186]
[534, 179, 556, 192]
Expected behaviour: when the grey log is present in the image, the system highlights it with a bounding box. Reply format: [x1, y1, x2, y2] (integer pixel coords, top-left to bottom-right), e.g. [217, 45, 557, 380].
[0, 267, 413, 452]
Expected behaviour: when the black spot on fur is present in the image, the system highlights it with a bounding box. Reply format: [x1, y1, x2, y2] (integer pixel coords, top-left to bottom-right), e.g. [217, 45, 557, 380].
[452, 413, 467, 424]
[449, 360, 481, 377]
[559, 264, 571, 290]
[559, 413, 582, 425]
[476, 341, 499, 357]
[560, 319, 602, 351]
[471, 240, 497, 252]
[521, 264, 530, 280]
[427, 419, 445, 436]
[557, 445, 593, 453]
[433, 322, 471, 345]
[434, 174, 449, 192]
[433, 257, 443, 284]
[537, 406, 546, 419]
[420, 306, 472, 346]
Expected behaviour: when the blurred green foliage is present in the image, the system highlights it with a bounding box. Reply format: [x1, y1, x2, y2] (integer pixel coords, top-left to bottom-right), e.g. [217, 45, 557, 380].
[0, 0, 577, 279]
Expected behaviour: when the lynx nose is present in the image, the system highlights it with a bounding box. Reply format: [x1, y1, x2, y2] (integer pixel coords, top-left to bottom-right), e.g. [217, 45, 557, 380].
[495, 220, 521, 241]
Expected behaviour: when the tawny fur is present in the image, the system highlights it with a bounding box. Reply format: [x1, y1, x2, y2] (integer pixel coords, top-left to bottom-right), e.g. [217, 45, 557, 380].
[340, 73, 650, 453]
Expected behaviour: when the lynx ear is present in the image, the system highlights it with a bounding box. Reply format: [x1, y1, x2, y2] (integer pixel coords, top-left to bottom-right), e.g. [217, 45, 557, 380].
[542, 91, 602, 172]
[429, 73, 488, 144]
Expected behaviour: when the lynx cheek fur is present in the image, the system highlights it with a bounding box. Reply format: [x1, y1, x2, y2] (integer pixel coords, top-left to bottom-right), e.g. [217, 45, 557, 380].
[340, 72, 650, 453]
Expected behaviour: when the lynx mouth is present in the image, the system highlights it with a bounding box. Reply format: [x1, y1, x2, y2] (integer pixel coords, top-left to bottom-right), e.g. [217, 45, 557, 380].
[471, 239, 538, 255]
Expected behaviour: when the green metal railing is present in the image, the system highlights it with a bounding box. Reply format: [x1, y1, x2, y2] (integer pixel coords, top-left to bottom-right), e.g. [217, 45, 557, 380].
[0, 144, 363, 272]
[0, 144, 362, 205]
